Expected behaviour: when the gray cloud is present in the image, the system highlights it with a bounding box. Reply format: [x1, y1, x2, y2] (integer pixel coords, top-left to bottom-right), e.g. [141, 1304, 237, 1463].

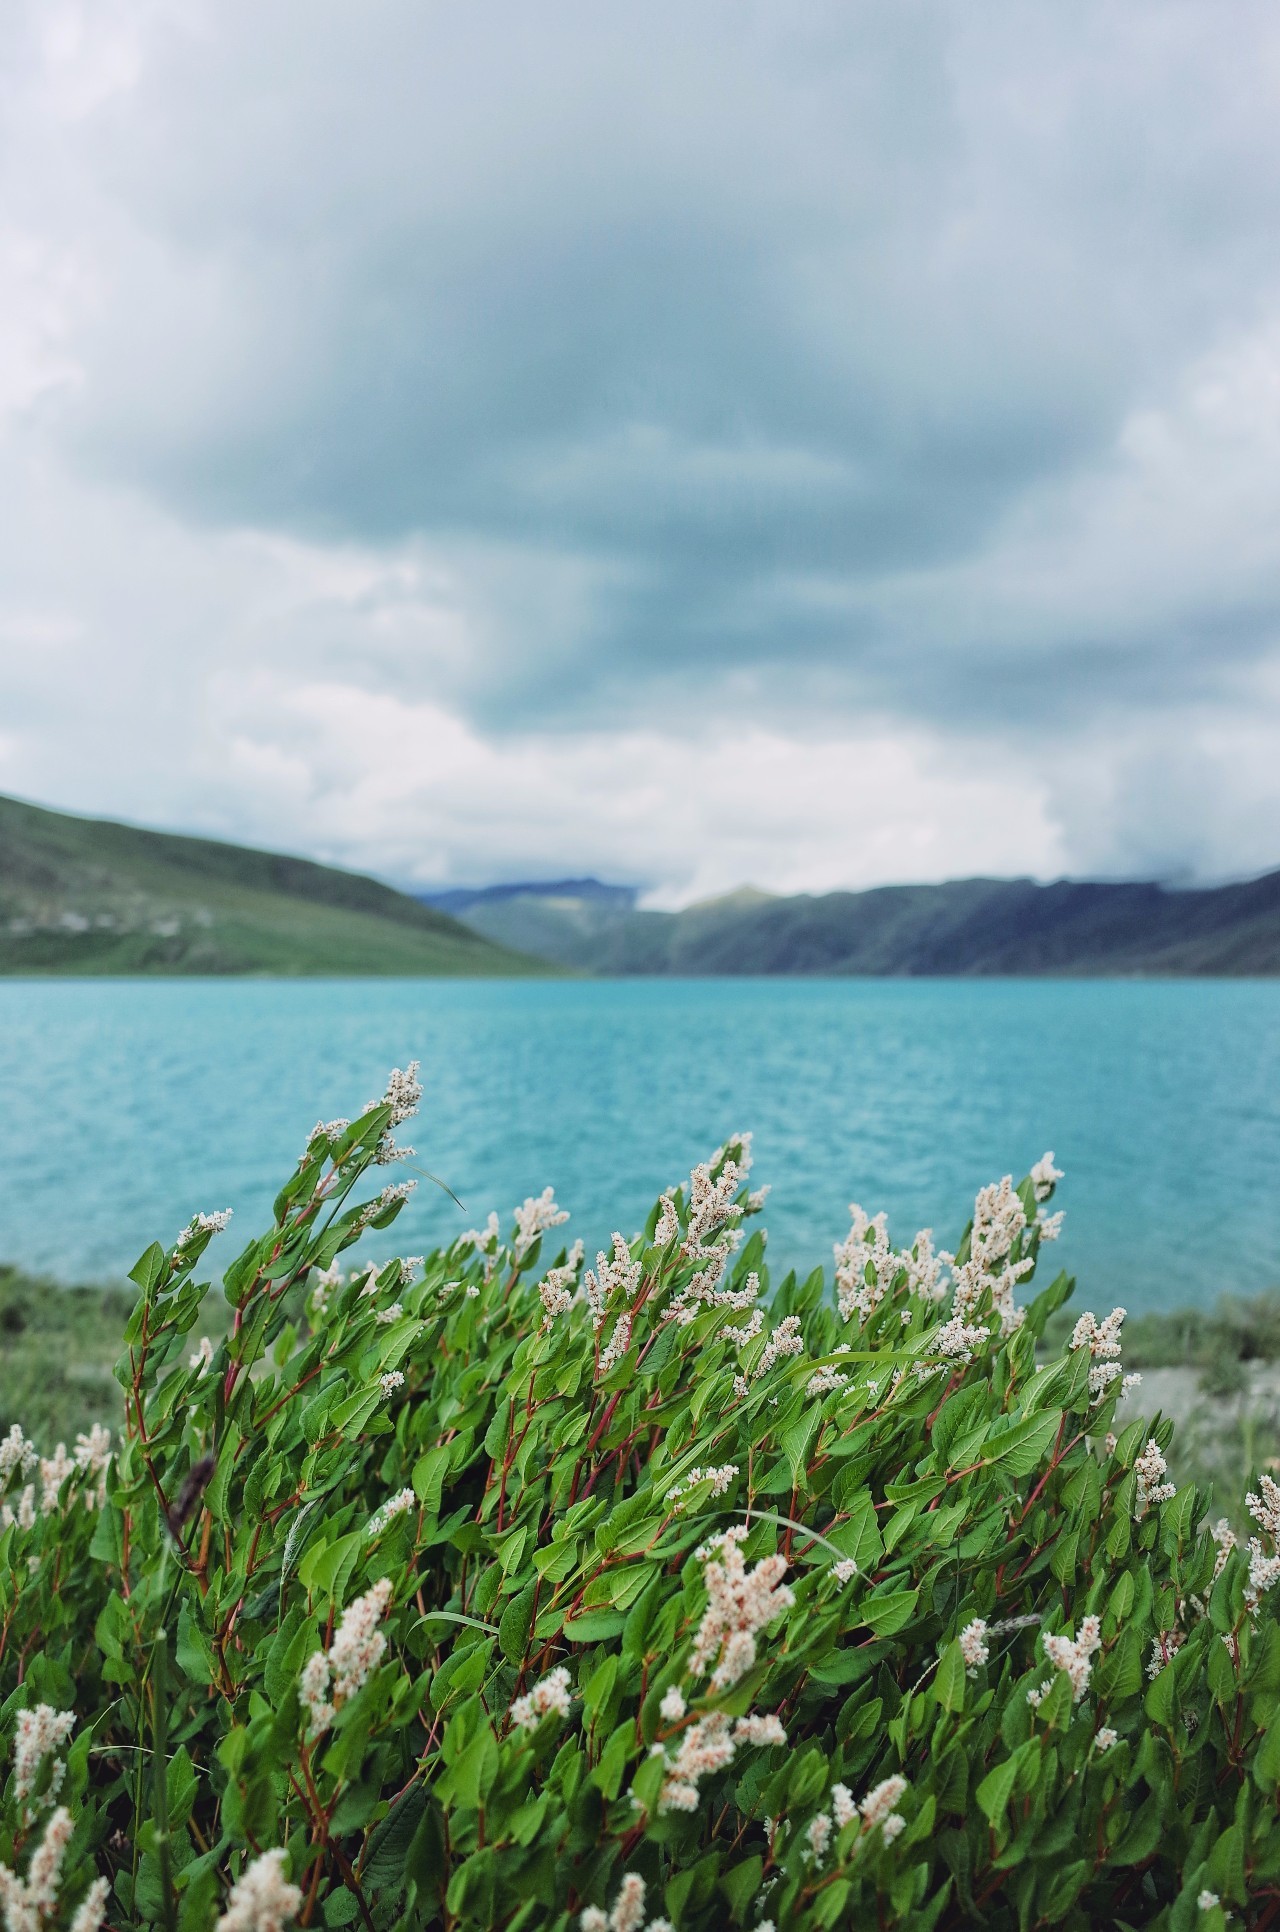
[2, 0, 1280, 888]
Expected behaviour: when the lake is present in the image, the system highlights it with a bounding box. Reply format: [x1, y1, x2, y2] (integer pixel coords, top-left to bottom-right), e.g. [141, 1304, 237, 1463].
[1, 977, 1278, 1311]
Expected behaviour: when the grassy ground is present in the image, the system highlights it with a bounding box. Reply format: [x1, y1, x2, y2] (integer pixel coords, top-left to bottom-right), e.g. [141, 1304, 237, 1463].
[0, 1265, 137, 1445]
[0, 791, 548, 975]
[2, 1263, 1276, 1523]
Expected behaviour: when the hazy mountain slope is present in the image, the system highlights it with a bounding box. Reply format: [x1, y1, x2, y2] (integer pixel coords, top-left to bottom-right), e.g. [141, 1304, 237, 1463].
[439, 873, 1280, 975]
[0, 795, 543, 976]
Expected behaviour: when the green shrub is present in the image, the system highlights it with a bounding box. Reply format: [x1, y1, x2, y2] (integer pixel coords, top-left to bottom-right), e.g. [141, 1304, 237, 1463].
[1, 1073, 1278, 1930]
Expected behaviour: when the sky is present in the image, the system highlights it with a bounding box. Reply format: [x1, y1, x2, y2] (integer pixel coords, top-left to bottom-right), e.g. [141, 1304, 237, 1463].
[3, 2, 1280, 904]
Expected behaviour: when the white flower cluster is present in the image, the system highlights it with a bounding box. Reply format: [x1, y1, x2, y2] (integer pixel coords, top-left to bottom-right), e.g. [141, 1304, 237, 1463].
[835, 1211, 949, 1327]
[654, 1191, 680, 1247]
[1070, 1307, 1140, 1404]
[579, 1872, 673, 1932]
[655, 1709, 787, 1814]
[537, 1242, 585, 1327]
[363, 1061, 422, 1134]
[1147, 1629, 1185, 1680]
[682, 1153, 748, 1260]
[583, 1234, 641, 1372]
[807, 1774, 909, 1859]
[1030, 1151, 1063, 1201]
[958, 1618, 989, 1673]
[7, 1427, 112, 1529]
[1134, 1439, 1177, 1516]
[215, 1848, 302, 1932]
[509, 1665, 573, 1731]
[366, 1489, 416, 1538]
[298, 1580, 393, 1738]
[0, 1426, 37, 1487]
[689, 1527, 793, 1689]
[512, 1187, 570, 1263]
[379, 1371, 404, 1397]
[807, 1348, 853, 1396]
[374, 1302, 403, 1326]
[753, 1316, 803, 1382]
[833, 1208, 895, 1323]
[1028, 1615, 1102, 1706]
[1244, 1475, 1280, 1613]
[0, 1806, 109, 1932]
[1095, 1726, 1118, 1752]
[189, 1336, 215, 1375]
[944, 1175, 1033, 1337]
[13, 1705, 76, 1819]
[307, 1116, 349, 1150]
[920, 1315, 989, 1376]
[38, 1445, 75, 1517]
[177, 1208, 233, 1249]
[464, 1211, 501, 1256]
[666, 1464, 739, 1506]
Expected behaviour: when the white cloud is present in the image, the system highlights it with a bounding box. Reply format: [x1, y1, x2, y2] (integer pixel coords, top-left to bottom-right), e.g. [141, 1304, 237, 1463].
[2, 0, 1280, 892]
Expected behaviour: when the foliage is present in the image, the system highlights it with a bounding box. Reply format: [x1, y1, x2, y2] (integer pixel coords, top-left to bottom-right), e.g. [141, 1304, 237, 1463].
[2, 1076, 1279, 1930]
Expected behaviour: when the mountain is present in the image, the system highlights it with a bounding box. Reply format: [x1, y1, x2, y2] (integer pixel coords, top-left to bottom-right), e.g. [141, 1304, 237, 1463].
[433, 872, 1280, 975]
[0, 795, 544, 976]
[419, 879, 641, 967]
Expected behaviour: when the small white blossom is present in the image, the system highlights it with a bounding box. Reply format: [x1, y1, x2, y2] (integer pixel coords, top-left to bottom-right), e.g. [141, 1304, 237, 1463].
[189, 1336, 215, 1374]
[830, 1782, 857, 1829]
[68, 1877, 112, 1932]
[38, 1445, 75, 1517]
[1094, 1726, 1118, 1752]
[366, 1489, 416, 1537]
[958, 1618, 989, 1673]
[1198, 1892, 1220, 1912]
[658, 1686, 686, 1722]
[666, 1464, 738, 1506]
[806, 1813, 832, 1860]
[0, 1425, 37, 1486]
[1134, 1439, 1176, 1515]
[1029, 1151, 1063, 1201]
[379, 1371, 404, 1397]
[215, 1847, 303, 1932]
[831, 1558, 858, 1585]
[1246, 1472, 1280, 1539]
[13, 1705, 76, 1818]
[177, 1208, 232, 1247]
[512, 1187, 570, 1263]
[374, 1302, 403, 1325]
[689, 1527, 794, 1688]
[754, 1316, 803, 1380]
[861, 1774, 908, 1834]
[509, 1665, 574, 1730]
[299, 1581, 393, 1738]
[1033, 1615, 1102, 1703]
[0, 1805, 76, 1922]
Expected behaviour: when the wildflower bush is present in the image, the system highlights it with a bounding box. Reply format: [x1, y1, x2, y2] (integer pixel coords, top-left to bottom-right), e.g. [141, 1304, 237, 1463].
[2, 1067, 1280, 1932]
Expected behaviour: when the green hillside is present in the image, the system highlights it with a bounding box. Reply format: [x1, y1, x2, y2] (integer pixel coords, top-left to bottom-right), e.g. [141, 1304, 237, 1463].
[443, 872, 1280, 975]
[0, 794, 545, 976]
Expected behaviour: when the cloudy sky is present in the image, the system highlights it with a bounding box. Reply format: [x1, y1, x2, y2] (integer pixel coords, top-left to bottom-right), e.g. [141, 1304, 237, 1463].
[3, 2, 1280, 902]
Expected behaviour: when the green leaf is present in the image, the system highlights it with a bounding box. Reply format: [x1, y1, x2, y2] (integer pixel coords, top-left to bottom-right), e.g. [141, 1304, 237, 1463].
[498, 1583, 537, 1665]
[934, 1642, 966, 1714]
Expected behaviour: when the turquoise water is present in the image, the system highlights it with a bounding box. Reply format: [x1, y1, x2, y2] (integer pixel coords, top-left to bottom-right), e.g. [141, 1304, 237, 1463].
[1, 978, 1278, 1310]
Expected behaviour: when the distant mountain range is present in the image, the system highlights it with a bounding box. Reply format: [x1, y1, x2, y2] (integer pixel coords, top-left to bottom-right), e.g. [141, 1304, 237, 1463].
[422, 872, 1280, 975]
[0, 795, 541, 976]
[6, 790, 1280, 977]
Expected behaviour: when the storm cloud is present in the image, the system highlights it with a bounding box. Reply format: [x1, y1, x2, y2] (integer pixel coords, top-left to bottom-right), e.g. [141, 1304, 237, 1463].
[3, 0, 1280, 896]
